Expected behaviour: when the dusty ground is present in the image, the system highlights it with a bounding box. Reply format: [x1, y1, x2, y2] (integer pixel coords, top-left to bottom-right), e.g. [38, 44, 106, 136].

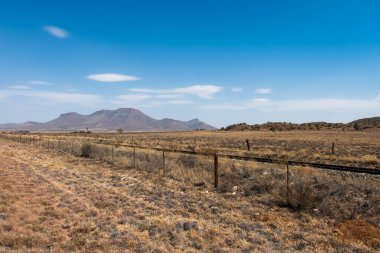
[0, 139, 379, 252]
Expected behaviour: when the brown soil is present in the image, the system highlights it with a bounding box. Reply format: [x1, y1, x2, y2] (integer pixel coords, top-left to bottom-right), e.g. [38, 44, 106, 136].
[337, 220, 380, 248]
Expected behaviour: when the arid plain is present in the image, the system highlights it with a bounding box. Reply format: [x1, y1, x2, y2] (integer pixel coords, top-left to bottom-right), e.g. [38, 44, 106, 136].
[0, 130, 379, 252]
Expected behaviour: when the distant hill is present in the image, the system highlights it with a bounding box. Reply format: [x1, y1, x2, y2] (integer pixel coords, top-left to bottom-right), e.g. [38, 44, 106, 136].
[222, 117, 380, 131]
[0, 121, 42, 130]
[349, 117, 380, 130]
[0, 108, 217, 131]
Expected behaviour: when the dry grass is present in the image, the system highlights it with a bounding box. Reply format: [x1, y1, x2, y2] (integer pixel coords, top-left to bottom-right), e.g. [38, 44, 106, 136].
[0, 130, 380, 252]
[5, 129, 379, 168]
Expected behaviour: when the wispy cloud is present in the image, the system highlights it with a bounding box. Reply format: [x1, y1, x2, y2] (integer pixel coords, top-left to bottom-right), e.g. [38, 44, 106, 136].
[32, 91, 101, 105]
[174, 85, 222, 98]
[129, 88, 154, 93]
[156, 94, 184, 99]
[255, 88, 272, 94]
[246, 98, 272, 107]
[113, 93, 194, 106]
[0, 92, 7, 99]
[275, 98, 380, 112]
[1, 89, 101, 106]
[29, 80, 51, 85]
[202, 98, 272, 110]
[202, 96, 380, 112]
[151, 100, 193, 105]
[87, 73, 140, 82]
[114, 94, 152, 104]
[43, 26, 69, 38]
[232, 87, 243, 92]
[202, 103, 243, 110]
[7, 85, 32, 90]
[129, 85, 222, 99]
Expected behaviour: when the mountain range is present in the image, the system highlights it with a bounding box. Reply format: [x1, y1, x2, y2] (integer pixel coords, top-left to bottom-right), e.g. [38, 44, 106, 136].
[0, 108, 217, 131]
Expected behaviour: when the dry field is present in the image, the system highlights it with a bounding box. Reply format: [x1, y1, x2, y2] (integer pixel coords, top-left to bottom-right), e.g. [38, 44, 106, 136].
[0, 130, 380, 252]
[12, 129, 379, 168]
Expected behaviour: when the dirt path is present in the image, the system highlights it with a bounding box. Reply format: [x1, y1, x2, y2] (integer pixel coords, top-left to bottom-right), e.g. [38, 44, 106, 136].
[0, 140, 376, 252]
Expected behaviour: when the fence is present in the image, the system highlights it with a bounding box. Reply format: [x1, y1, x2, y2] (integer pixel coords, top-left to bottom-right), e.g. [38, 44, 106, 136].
[1, 133, 379, 191]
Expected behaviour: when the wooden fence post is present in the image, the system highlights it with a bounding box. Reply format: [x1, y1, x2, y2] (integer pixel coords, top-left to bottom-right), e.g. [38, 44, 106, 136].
[214, 154, 219, 188]
[162, 150, 166, 176]
[332, 142, 335, 155]
[112, 145, 115, 160]
[133, 147, 136, 169]
[246, 139, 250, 151]
[286, 161, 290, 205]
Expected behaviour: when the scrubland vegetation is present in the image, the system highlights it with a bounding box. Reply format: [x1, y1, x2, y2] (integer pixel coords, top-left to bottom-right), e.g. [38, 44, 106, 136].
[0, 130, 379, 252]
[222, 117, 380, 131]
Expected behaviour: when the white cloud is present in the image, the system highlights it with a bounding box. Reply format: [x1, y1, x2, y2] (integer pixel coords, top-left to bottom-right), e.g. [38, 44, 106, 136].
[202, 104, 243, 110]
[275, 98, 380, 112]
[8, 85, 32, 90]
[114, 94, 152, 104]
[27, 91, 101, 106]
[156, 94, 184, 99]
[232, 87, 243, 92]
[202, 96, 380, 113]
[151, 100, 193, 105]
[246, 98, 272, 107]
[129, 85, 222, 99]
[174, 85, 222, 98]
[0, 92, 7, 99]
[255, 88, 272, 94]
[29, 80, 51, 85]
[202, 98, 271, 110]
[0, 89, 101, 106]
[113, 93, 193, 106]
[87, 73, 140, 82]
[43, 26, 69, 38]
[129, 88, 154, 93]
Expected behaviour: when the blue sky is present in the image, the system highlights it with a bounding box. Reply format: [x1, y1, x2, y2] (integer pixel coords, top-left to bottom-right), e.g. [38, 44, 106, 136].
[1, 0, 380, 127]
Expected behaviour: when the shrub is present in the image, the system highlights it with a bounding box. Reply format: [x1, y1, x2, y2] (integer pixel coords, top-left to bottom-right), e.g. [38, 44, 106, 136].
[81, 143, 93, 158]
[244, 178, 275, 195]
[287, 178, 319, 210]
[353, 122, 362, 131]
[178, 154, 197, 168]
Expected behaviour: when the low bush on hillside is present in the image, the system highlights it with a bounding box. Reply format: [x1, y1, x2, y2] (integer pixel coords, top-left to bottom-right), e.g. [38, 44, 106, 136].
[81, 143, 93, 158]
[218, 163, 380, 223]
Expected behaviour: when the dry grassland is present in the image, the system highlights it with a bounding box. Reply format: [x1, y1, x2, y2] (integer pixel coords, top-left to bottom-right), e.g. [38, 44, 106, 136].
[0, 130, 379, 252]
[23, 129, 380, 168]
